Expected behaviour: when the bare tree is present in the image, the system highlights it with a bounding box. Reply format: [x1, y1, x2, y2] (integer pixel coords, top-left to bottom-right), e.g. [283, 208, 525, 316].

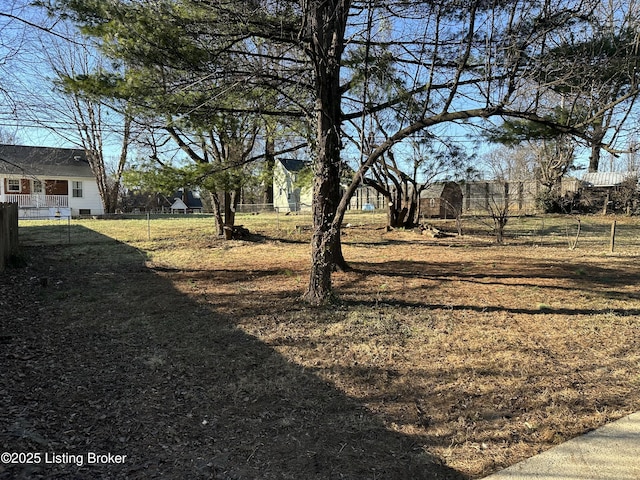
[621, 138, 640, 172]
[1, 2, 44, 115]
[42, 33, 133, 214]
[532, 137, 576, 211]
[0, 129, 19, 144]
[1, 2, 83, 121]
[363, 138, 469, 229]
[485, 121, 577, 212]
[1, 6, 133, 214]
[477, 148, 521, 244]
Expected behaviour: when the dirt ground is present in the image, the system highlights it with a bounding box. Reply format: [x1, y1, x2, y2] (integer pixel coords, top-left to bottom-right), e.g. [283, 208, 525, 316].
[2, 219, 640, 479]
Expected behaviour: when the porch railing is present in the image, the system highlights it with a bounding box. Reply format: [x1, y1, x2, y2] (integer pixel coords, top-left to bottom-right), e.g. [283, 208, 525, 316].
[3, 194, 69, 208]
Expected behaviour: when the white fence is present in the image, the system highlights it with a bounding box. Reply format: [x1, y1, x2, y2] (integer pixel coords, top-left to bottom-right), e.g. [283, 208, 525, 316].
[3, 194, 69, 208]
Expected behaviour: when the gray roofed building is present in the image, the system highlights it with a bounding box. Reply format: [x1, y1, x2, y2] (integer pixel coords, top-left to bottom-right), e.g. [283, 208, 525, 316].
[0, 144, 93, 177]
[171, 189, 204, 212]
[0, 144, 103, 218]
[420, 181, 463, 218]
[278, 158, 311, 173]
[273, 158, 313, 212]
[580, 171, 639, 214]
[582, 171, 638, 188]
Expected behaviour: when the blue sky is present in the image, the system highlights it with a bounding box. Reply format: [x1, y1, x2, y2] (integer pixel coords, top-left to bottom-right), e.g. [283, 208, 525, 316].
[0, 0, 137, 168]
[1, 0, 637, 178]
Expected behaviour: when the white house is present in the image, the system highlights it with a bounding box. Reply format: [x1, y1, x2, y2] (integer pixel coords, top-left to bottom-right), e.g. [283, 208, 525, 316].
[273, 158, 313, 212]
[0, 144, 104, 218]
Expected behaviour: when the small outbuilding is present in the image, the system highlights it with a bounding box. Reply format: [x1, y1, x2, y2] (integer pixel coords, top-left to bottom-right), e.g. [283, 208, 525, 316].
[170, 189, 203, 213]
[419, 182, 463, 219]
[170, 198, 188, 214]
[580, 171, 638, 214]
[581, 171, 638, 189]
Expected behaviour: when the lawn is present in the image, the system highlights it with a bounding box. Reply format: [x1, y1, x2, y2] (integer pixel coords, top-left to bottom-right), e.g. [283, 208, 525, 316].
[2, 212, 640, 479]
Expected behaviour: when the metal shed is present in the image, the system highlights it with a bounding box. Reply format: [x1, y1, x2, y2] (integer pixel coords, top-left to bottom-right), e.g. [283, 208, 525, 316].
[582, 172, 638, 188]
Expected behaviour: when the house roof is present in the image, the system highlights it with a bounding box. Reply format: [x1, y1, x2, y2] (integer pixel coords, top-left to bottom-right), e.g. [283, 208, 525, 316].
[170, 198, 188, 211]
[0, 144, 93, 177]
[421, 184, 446, 198]
[278, 158, 311, 172]
[582, 171, 638, 187]
[420, 181, 461, 198]
[173, 189, 203, 209]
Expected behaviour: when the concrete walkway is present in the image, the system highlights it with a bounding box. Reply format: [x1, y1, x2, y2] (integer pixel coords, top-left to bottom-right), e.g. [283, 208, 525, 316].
[482, 411, 640, 480]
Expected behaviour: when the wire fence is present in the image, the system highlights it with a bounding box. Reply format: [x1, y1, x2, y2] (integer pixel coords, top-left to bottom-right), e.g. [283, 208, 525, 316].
[462, 196, 539, 216]
[458, 214, 640, 251]
[16, 212, 640, 253]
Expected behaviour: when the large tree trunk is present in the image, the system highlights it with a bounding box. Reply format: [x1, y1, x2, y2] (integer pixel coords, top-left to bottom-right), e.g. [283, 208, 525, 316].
[388, 182, 419, 229]
[263, 136, 275, 205]
[209, 191, 224, 237]
[105, 185, 119, 214]
[302, 0, 351, 305]
[589, 143, 602, 173]
[223, 191, 234, 240]
[222, 189, 242, 240]
[304, 129, 343, 303]
[588, 124, 605, 173]
[331, 227, 349, 272]
[105, 115, 131, 214]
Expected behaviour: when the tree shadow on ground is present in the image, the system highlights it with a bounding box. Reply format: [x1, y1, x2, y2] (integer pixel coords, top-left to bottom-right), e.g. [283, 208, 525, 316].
[0, 226, 464, 480]
[343, 298, 640, 317]
[349, 259, 640, 285]
[343, 259, 640, 303]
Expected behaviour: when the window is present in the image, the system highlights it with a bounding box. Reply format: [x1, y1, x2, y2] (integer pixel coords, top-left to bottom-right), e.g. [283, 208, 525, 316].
[72, 181, 83, 198]
[46, 180, 68, 195]
[7, 179, 21, 192]
[33, 180, 43, 194]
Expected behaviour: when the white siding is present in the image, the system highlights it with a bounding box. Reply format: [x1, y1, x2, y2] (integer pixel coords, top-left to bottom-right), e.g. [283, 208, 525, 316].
[67, 176, 104, 215]
[273, 162, 313, 212]
[0, 174, 104, 216]
[273, 162, 292, 212]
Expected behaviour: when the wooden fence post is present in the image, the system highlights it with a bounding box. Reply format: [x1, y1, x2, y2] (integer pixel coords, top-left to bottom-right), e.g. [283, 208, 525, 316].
[0, 205, 5, 271]
[0, 203, 19, 271]
[610, 220, 616, 253]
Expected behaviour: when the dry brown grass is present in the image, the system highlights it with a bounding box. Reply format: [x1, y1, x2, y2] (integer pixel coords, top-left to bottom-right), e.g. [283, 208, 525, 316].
[5, 213, 640, 478]
[139, 214, 640, 477]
